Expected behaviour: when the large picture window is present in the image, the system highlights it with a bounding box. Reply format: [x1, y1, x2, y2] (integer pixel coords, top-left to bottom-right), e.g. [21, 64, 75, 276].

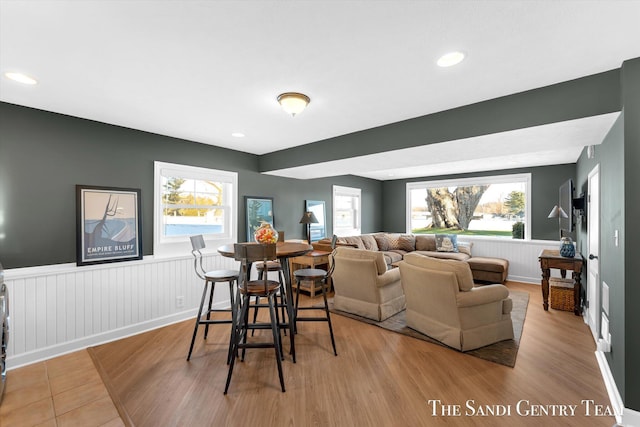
[154, 161, 237, 255]
[333, 185, 361, 237]
[406, 173, 531, 239]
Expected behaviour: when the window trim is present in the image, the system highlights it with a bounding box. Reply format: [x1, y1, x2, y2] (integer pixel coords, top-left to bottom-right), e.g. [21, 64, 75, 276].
[405, 173, 531, 240]
[154, 161, 238, 256]
[332, 185, 361, 237]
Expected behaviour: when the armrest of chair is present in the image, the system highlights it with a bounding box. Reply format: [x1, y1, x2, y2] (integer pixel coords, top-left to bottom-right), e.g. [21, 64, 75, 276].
[376, 267, 401, 288]
[456, 284, 509, 308]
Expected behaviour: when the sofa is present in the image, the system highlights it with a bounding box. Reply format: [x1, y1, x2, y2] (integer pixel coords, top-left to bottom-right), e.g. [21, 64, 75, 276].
[399, 253, 514, 351]
[330, 246, 406, 321]
[315, 233, 509, 284]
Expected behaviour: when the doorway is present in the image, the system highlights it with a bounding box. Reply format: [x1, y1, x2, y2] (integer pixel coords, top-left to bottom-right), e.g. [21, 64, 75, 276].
[586, 164, 600, 341]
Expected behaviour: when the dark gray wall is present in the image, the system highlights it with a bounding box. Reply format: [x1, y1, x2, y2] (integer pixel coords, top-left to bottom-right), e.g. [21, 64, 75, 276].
[573, 56, 640, 411]
[576, 115, 625, 400]
[260, 70, 620, 172]
[381, 164, 575, 240]
[621, 57, 640, 411]
[0, 102, 381, 268]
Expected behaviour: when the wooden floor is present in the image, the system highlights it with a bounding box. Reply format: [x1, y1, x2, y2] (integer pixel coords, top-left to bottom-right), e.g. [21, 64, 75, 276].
[2, 282, 615, 426]
[0, 350, 123, 426]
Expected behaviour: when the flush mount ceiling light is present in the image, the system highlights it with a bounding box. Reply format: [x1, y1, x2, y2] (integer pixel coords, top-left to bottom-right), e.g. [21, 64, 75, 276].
[437, 51, 465, 67]
[4, 71, 38, 85]
[231, 132, 245, 138]
[277, 92, 310, 117]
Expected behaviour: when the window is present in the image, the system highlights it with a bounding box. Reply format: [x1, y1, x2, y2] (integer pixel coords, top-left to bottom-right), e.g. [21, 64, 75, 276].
[333, 185, 361, 236]
[154, 161, 237, 255]
[406, 173, 531, 239]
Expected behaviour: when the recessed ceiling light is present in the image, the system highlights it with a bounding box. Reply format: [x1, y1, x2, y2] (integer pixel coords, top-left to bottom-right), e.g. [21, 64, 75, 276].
[4, 72, 38, 85]
[437, 51, 465, 67]
[231, 132, 245, 138]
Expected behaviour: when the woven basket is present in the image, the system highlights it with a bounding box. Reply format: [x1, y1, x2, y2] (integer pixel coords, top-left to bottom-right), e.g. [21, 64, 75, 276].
[550, 278, 575, 311]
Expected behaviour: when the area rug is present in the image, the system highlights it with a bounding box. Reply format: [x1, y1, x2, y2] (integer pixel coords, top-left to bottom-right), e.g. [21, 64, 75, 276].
[326, 290, 528, 367]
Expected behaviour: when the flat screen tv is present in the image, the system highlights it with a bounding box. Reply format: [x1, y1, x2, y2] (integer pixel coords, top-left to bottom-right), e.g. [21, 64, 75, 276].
[559, 179, 574, 233]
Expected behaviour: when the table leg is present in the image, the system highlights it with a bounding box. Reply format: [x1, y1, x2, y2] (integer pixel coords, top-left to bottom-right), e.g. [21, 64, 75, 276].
[573, 271, 582, 316]
[279, 256, 296, 363]
[541, 267, 550, 311]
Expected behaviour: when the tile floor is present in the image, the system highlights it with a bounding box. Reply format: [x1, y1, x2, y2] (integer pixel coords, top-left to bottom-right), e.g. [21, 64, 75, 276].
[0, 350, 124, 427]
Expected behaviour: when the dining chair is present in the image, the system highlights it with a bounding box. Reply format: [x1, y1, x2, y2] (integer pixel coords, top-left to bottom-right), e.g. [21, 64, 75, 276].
[225, 242, 285, 394]
[291, 235, 338, 356]
[186, 235, 238, 363]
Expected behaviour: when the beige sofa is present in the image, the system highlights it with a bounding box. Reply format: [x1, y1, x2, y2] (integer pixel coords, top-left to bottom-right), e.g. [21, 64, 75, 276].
[316, 233, 508, 284]
[330, 246, 406, 321]
[399, 253, 514, 351]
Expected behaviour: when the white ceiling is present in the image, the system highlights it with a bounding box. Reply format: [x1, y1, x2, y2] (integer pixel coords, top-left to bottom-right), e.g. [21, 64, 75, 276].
[1, 1, 638, 180]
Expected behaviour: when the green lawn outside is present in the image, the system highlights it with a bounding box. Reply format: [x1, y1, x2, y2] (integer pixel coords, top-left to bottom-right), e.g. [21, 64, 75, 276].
[411, 227, 514, 237]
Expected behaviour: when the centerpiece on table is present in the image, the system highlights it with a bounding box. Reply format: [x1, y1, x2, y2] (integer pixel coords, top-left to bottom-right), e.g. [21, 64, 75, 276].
[254, 222, 278, 244]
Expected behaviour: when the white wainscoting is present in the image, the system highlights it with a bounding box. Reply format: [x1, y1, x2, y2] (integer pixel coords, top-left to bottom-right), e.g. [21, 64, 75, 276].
[4, 252, 238, 369]
[457, 237, 561, 284]
[4, 238, 561, 369]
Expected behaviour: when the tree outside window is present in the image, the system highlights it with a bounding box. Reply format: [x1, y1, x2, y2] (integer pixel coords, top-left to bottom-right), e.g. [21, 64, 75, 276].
[407, 174, 530, 239]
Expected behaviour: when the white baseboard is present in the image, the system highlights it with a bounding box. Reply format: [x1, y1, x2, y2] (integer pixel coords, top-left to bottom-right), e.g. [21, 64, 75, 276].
[595, 351, 640, 427]
[507, 275, 540, 284]
[7, 308, 198, 370]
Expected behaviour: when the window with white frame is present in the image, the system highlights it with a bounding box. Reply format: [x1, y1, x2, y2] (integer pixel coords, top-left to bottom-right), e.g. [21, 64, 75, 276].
[406, 173, 531, 239]
[154, 161, 237, 255]
[333, 185, 361, 236]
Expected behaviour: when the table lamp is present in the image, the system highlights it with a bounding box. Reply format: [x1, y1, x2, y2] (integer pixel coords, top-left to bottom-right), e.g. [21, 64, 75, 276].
[299, 211, 319, 243]
[547, 205, 568, 239]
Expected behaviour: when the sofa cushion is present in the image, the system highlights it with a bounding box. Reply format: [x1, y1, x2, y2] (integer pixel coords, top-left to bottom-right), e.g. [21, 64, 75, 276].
[466, 256, 509, 273]
[342, 236, 365, 249]
[435, 234, 458, 252]
[415, 234, 437, 251]
[360, 234, 379, 251]
[397, 234, 416, 251]
[413, 251, 470, 262]
[381, 251, 404, 265]
[404, 253, 475, 292]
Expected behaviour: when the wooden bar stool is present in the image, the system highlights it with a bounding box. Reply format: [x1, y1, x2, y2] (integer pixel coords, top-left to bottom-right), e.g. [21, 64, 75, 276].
[292, 252, 338, 357]
[186, 235, 238, 363]
[252, 231, 287, 335]
[225, 243, 285, 394]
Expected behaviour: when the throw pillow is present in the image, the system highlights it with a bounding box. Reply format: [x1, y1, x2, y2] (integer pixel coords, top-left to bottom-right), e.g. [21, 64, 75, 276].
[415, 234, 437, 251]
[343, 236, 365, 249]
[360, 234, 379, 251]
[386, 233, 402, 250]
[435, 234, 458, 252]
[457, 241, 473, 256]
[397, 234, 416, 251]
[373, 234, 390, 251]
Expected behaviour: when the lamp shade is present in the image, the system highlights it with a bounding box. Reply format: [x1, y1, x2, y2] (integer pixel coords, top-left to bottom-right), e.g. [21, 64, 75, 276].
[547, 205, 569, 219]
[299, 211, 319, 224]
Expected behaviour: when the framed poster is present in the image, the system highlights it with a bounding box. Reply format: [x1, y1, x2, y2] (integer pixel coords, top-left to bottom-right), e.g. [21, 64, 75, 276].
[245, 196, 274, 242]
[76, 185, 143, 266]
[305, 200, 326, 242]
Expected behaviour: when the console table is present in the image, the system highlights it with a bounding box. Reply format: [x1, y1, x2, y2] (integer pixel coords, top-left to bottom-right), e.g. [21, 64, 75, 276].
[538, 249, 584, 316]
